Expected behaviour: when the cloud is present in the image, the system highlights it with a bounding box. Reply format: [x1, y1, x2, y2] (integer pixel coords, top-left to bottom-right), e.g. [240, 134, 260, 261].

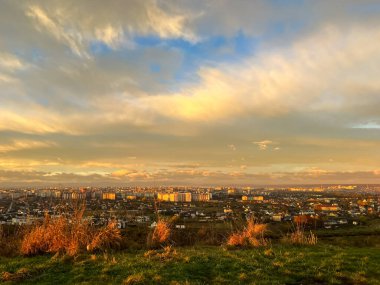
[1, 168, 380, 186]
[26, 5, 89, 58]
[0, 74, 16, 84]
[0, 139, 55, 153]
[0, 53, 28, 85]
[131, 25, 380, 125]
[352, 122, 380, 129]
[253, 140, 274, 151]
[24, 0, 196, 58]
[0, 1, 380, 185]
[0, 109, 78, 134]
[95, 25, 126, 49]
[111, 169, 152, 180]
[0, 52, 26, 71]
[2, 2, 380, 134]
[227, 144, 236, 151]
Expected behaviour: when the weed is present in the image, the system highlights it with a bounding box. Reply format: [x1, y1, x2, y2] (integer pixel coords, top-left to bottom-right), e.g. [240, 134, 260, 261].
[226, 218, 268, 248]
[282, 221, 318, 245]
[87, 221, 121, 252]
[123, 273, 145, 285]
[21, 206, 121, 256]
[144, 245, 178, 261]
[147, 219, 171, 248]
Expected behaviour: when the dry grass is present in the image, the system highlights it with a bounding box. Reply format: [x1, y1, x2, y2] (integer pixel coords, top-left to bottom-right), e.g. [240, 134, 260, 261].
[147, 219, 171, 248]
[21, 206, 121, 256]
[1, 268, 31, 282]
[21, 209, 89, 256]
[0, 225, 23, 257]
[144, 245, 178, 261]
[122, 273, 145, 285]
[87, 220, 121, 252]
[282, 221, 318, 245]
[227, 219, 268, 248]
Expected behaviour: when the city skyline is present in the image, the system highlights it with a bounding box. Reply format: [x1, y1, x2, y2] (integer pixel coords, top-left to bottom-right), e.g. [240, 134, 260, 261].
[1, 0, 380, 185]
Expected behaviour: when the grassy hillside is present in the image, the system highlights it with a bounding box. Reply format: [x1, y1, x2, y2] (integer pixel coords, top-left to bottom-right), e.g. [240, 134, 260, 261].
[1, 244, 380, 284]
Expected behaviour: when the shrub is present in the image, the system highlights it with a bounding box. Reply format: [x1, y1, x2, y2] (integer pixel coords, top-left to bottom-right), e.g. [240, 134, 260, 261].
[147, 219, 171, 248]
[21, 213, 85, 256]
[21, 207, 121, 256]
[87, 221, 121, 252]
[226, 218, 268, 247]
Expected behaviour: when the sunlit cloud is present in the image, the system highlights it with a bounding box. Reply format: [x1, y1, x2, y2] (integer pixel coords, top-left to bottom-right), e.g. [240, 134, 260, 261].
[253, 140, 275, 151]
[0, 140, 56, 153]
[0, 1, 380, 184]
[1, 168, 380, 186]
[26, 5, 89, 58]
[352, 122, 380, 129]
[0, 52, 26, 71]
[227, 144, 236, 151]
[95, 25, 126, 49]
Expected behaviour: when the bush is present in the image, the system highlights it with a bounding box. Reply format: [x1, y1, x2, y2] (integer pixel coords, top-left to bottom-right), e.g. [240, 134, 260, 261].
[87, 221, 121, 252]
[21, 207, 121, 256]
[226, 219, 268, 247]
[147, 220, 171, 248]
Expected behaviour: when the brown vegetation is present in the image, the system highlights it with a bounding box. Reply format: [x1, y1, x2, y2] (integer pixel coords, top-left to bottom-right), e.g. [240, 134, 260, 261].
[87, 221, 121, 252]
[122, 273, 145, 285]
[144, 245, 178, 261]
[1, 268, 31, 283]
[1, 204, 324, 258]
[0, 225, 23, 257]
[21, 207, 121, 256]
[226, 219, 268, 247]
[147, 220, 171, 248]
[282, 221, 318, 245]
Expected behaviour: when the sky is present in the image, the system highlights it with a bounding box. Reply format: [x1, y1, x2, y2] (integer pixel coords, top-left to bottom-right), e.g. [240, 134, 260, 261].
[1, 0, 380, 186]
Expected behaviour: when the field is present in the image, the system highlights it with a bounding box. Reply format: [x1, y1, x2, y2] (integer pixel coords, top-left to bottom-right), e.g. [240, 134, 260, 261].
[1, 243, 380, 285]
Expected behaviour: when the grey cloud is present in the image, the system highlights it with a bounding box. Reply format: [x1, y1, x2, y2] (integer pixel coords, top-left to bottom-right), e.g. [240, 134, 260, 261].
[0, 168, 379, 186]
[1, 1, 380, 184]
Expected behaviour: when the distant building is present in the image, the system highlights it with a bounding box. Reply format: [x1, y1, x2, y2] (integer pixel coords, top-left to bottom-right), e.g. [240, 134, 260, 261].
[157, 193, 170, 201]
[272, 214, 283, 222]
[72, 192, 85, 199]
[242, 195, 264, 202]
[102, 192, 116, 200]
[157, 192, 192, 202]
[126, 195, 137, 200]
[192, 193, 212, 202]
[314, 204, 339, 211]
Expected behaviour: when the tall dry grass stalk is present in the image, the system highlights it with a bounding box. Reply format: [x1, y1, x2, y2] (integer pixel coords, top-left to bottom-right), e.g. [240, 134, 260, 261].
[21, 206, 121, 256]
[147, 219, 171, 248]
[283, 221, 318, 245]
[227, 219, 268, 247]
[148, 199, 172, 248]
[87, 221, 121, 252]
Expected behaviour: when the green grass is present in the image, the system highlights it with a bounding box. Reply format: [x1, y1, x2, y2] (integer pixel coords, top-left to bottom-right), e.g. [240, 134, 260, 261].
[1, 245, 380, 284]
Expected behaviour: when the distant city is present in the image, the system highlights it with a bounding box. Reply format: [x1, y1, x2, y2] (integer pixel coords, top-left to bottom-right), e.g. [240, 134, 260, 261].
[2, 184, 379, 232]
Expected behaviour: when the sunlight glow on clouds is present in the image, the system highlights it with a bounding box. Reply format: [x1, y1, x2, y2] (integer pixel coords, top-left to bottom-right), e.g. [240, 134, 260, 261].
[0, 0, 379, 185]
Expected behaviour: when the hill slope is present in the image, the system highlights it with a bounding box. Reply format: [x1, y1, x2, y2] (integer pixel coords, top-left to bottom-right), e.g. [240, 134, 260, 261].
[1, 245, 380, 284]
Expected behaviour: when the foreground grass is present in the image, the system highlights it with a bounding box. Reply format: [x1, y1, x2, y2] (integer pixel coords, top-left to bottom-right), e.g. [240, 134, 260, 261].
[1, 245, 380, 284]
